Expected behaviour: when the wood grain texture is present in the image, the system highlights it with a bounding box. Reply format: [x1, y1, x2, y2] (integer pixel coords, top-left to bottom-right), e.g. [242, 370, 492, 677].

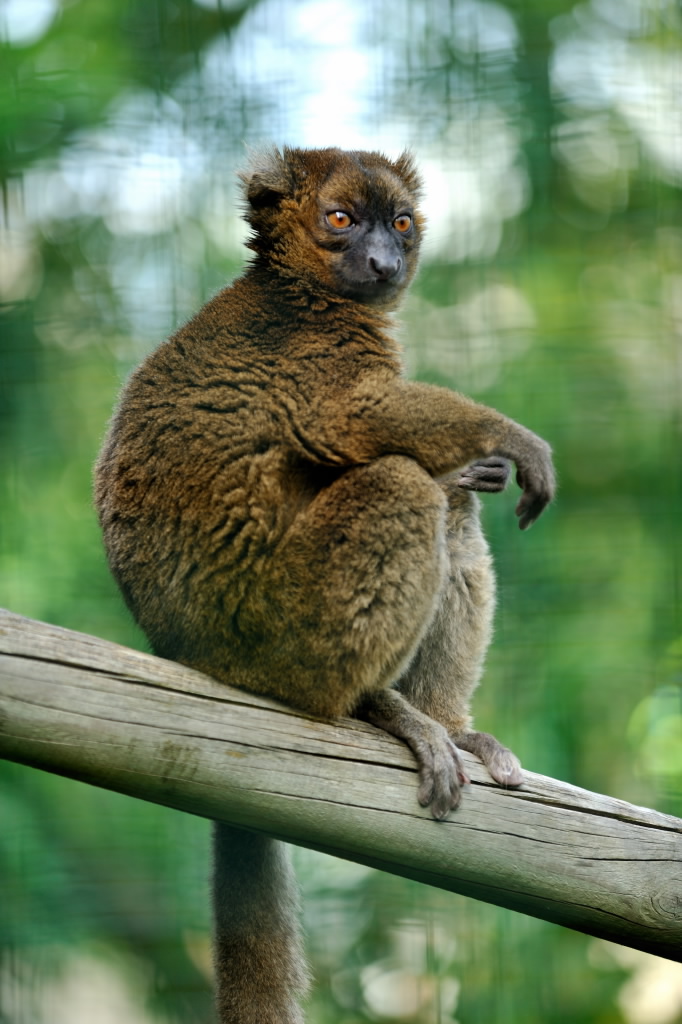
[1, 607, 680, 960]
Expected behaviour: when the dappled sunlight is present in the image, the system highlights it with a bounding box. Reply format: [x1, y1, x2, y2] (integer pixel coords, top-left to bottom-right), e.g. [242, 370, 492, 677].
[403, 283, 534, 390]
[0, 949, 160, 1024]
[592, 942, 682, 1024]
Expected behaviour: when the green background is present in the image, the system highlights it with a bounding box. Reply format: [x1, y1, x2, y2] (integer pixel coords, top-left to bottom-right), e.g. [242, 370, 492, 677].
[1, 0, 681, 1021]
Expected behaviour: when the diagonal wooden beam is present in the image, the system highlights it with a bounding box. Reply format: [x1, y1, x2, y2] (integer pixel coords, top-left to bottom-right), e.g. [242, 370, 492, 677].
[0, 607, 680, 961]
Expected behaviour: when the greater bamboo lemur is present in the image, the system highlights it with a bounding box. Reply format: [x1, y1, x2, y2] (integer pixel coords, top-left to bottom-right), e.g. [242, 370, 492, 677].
[95, 146, 555, 1024]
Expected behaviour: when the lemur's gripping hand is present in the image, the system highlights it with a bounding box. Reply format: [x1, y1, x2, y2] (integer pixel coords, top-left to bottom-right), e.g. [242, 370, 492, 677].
[456, 456, 511, 493]
[456, 442, 555, 531]
[512, 435, 556, 530]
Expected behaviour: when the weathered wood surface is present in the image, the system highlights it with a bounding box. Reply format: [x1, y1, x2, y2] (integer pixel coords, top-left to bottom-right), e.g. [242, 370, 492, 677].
[1, 607, 680, 960]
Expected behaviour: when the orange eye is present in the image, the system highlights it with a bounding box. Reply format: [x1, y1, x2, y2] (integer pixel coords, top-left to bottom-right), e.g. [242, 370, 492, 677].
[326, 211, 353, 229]
[393, 214, 412, 233]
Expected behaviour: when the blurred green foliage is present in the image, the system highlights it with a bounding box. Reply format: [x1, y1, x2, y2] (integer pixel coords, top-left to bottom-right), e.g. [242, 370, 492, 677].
[1, 0, 681, 1021]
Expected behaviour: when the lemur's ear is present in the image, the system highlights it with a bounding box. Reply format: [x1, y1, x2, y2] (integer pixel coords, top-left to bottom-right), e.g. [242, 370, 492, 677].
[392, 150, 424, 199]
[239, 147, 293, 210]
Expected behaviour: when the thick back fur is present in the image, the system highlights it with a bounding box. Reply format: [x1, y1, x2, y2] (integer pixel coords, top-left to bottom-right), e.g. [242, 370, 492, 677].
[95, 146, 554, 1023]
[95, 147, 428, 714]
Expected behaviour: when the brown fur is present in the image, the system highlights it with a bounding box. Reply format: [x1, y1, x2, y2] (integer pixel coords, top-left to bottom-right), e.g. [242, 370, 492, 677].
[95, 146, 555, 1023]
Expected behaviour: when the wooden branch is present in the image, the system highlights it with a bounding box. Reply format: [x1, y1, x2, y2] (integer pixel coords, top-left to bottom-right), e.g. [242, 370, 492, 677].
[1, 608, 680, 961]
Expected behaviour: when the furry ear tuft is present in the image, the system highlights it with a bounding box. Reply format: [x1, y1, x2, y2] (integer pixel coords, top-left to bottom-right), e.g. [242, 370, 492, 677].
[239, 147, 293, 210]
[392, 151, 424, 199]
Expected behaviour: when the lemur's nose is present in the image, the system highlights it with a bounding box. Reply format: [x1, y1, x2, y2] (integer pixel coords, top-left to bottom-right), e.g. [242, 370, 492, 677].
[369, 254, 403, 280]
